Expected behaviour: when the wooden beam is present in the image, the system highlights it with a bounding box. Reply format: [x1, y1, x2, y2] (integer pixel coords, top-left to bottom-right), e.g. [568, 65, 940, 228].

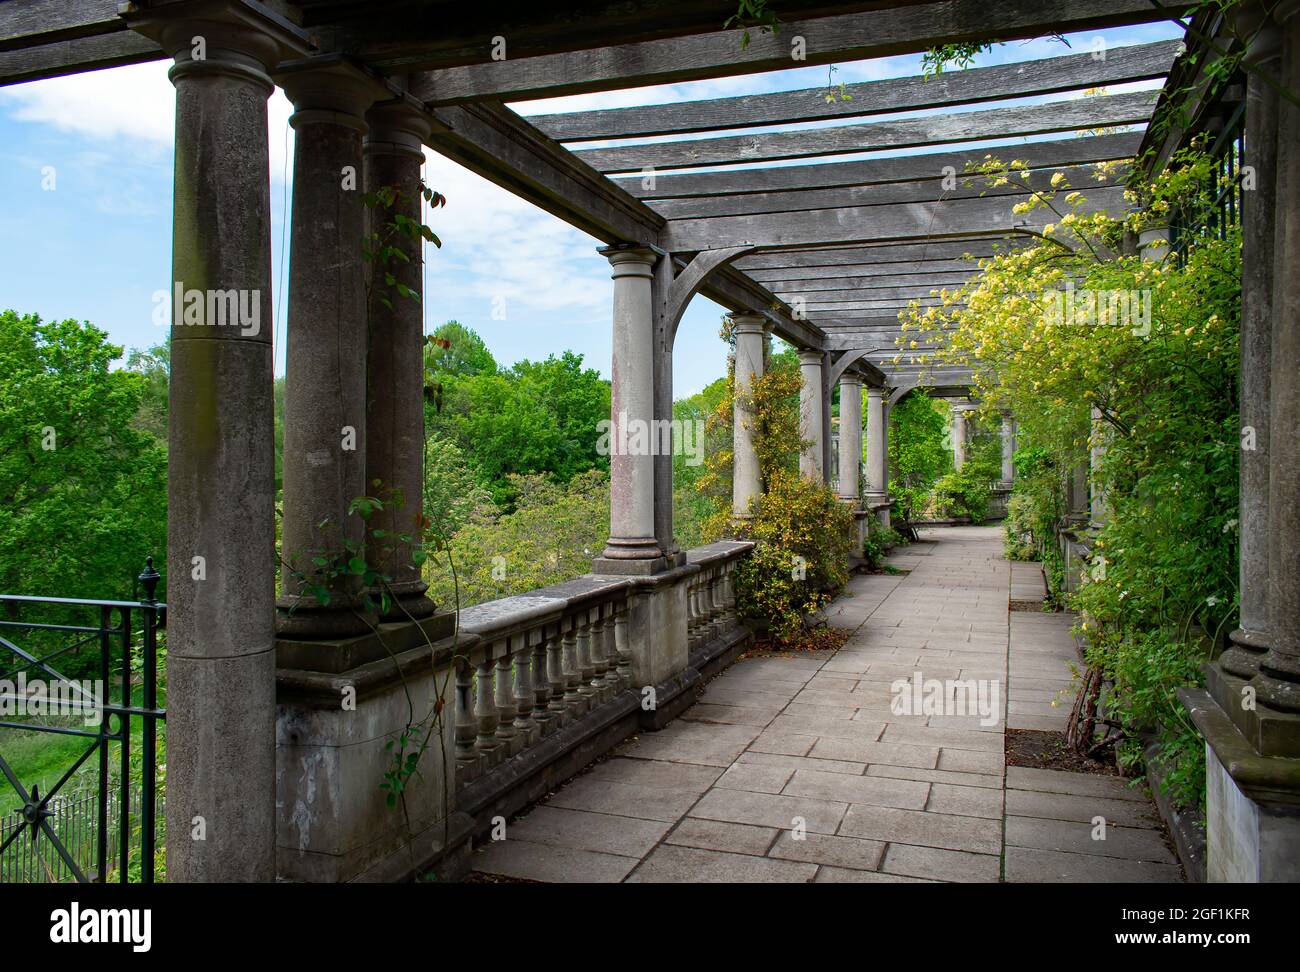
[408, 0, 1183, 106]
[792, 284, 966, 303]
[614, 131, 1142, 199]
[531, 39, 1181, 141]
[747, 259, 988, 280]
[661, 186, 1129, 251]
[0, 28, 161, 85]
[574, 91, 1157, 173]
[0, 0, 128, 51]
[647, 162, 1127, 220]
[425, 100, 661, 245]
[767, 272, 976, 292]
[735, 239, 1024, 269]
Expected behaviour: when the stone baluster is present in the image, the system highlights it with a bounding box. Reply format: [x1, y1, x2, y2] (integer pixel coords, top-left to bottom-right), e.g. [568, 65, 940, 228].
[475, 657, 500, 761]
[454, 659, 478, 768]
[615, 604, 633, 687]
[709, 568, 724, 641]
[546, 627, 569, 723]
[513, 635, 536, 744]
[562, 624, 585, 714]
[493, 646, 518, 755]
[600, 607, 621, 694]
[588, 612, 610, 700]
[576, 614, 598, 702]
[531, 630, 556, 734]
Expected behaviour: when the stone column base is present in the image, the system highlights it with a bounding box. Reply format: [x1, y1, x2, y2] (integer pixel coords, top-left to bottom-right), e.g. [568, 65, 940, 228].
[276, 612, 474, 882]
[1181, 684, 1300, 882]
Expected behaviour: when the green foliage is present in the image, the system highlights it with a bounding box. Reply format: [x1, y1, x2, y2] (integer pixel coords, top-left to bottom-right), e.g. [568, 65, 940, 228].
[428, 349, 610, 508]
[888, 391, 951, 515]
[0, 312, 168, 673]
[720, 470, 852, 644]
[425, 320, 497, 377]
[862, 520, 903, 569]
[425, 469, 610, 608]
[672, 375, 729, 549]
[909, 149, 1242, 810]
[928, 460, 997, 523]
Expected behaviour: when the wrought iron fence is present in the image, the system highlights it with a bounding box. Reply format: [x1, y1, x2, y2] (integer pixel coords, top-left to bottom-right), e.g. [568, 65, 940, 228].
[0, 559, 165, 882]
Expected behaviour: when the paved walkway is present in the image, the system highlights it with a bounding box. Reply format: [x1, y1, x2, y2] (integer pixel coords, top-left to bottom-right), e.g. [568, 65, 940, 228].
[471, 526, 1182, 883]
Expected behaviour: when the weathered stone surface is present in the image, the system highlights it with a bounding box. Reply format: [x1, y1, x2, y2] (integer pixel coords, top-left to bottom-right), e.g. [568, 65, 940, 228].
[840, 804, 1001, 854]
[664, 818, 778, 856]
[628, 844, 816, 883]
[502, 805, 671, 858]
[768, 830, 885, 871]
[1004, 846, 1180, 883]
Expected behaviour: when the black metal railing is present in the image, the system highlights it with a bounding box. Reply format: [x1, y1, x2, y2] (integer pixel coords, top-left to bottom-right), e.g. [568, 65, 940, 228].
[1169, 79, 1247, 263]
[0, 560, 165, 883]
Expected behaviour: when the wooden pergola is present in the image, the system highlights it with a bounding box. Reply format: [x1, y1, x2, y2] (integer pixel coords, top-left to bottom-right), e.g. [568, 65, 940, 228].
[5, 0, 1299, 886]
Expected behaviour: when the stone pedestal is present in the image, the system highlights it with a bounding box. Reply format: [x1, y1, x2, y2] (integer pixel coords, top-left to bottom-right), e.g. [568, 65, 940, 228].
[275, 614, 473, 882]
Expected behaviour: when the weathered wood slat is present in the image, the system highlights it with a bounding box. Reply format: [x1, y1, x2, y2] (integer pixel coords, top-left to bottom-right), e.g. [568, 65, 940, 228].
[574, 91, 1156, 173]
[0, 29, 161, 85]
[614, 131, 1142, 199]
[0, 0, 127, 51]
[662, 185, 1129, 251]
[646, 163, 1127, 219]
[531, 39, 1181, 141]
[409, 0, 1182, 106]
[735, 239, 1024, 269]
[750, 260, 987, 281]
[426, 101, 662, 246]
[788, 283, 969, 302]
[768, 272, 977, 292]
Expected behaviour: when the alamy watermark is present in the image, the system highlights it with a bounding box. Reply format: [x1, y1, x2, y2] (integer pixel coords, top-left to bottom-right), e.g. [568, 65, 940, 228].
[1043, 284, 1151, 337]
[596, 412, 705, 466]
[152, 282, 261, 337]
[0, 674, 103, 726]
[890, 671, 1000, 727]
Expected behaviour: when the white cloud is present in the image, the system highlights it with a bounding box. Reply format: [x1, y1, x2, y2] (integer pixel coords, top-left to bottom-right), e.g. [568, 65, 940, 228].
[0, 61, 296, 181]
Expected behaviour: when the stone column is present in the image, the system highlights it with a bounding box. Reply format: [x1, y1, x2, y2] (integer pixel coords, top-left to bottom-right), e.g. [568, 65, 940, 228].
[797, 349, 825, 481]
[128, 4, 294, 882]
[596, 247, 664, 572]
[1089, 404, 1109, 528]
[1000, 413, 1017, 484]
[865, 385, 887, 505]
[275, 63, 381, 638]
[836, 375, 862, 502]
[1223, 18, 1281, 679]
[1254, 4, 1300, 713]
[364, 101, 436, 620]
[951, 403, 970, 470]
[731, 315, 768, 518]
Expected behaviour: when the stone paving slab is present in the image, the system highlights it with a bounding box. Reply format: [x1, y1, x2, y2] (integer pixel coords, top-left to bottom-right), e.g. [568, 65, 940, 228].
[469, 526, 1183, 885]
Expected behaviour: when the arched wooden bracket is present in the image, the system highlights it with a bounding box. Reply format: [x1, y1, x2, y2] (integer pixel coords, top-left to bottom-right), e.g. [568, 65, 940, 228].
[658, 246, 754, 350]
[829, 347, 889, 386]
[887, 382, 917, 407]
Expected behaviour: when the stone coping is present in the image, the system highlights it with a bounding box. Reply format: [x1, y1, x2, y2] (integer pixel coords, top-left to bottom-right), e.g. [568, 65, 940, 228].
[1181, 687, 1300, 805]
[684, 540, 754, 566]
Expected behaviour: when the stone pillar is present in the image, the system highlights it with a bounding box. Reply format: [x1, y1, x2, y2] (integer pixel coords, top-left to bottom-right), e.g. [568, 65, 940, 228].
[731, 315, 768, 518]
[1089, 405, 1109, 528]
[836, 375, 862, 502]
[951, 403, 970, 470]
[1000, 413, 1017, 485]
[1138, 227, 1170, 262]
[127, 4, 296, 882]
[865, 385, 887, 505]
[1223, 18, 1281, 679]
[1254, 3, 1300, 713]
[364, 101, 436, 620]
[596, 247, 665, 573]
[275, 63, 381, 638]
[797, 349, 825, 481]
[1185, 3, 1300, 885]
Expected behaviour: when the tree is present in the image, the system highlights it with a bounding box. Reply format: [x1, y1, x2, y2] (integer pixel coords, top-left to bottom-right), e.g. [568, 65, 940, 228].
[887, 391, 952, 515]
[0, 311, 168, 618]
[425, 320, 497, 377]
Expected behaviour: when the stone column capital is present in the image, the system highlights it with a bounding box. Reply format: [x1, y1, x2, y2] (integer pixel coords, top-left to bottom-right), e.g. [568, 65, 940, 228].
[365, 99, 433, 158]
[796, 348, 823, 367]
[838, 372, 863, 387]
[865, 385, 885, 400]
[730, 313, 770, 335]
[125, 0, 308, 90]
[276, 57, 390, 128]
[600, 246, 658, 279]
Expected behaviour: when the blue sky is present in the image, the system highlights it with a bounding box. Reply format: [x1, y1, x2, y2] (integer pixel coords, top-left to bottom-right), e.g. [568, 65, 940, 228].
[0, 21, 1180, 397]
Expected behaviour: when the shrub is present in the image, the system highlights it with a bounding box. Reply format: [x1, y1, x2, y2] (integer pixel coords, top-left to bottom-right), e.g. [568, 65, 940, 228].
[725, 470, 852, 643]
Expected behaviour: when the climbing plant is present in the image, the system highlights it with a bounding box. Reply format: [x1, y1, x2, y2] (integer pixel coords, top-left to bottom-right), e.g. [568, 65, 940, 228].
[900, 147, 1241, 810]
